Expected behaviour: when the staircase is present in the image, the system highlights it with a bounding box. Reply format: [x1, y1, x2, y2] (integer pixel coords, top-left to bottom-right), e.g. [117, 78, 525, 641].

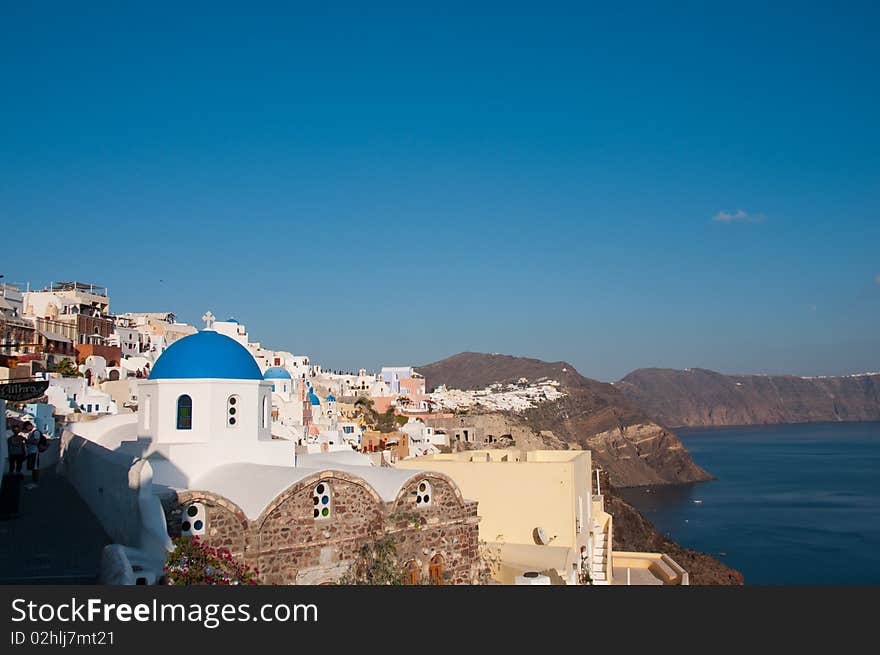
[591, 519, 611, 585]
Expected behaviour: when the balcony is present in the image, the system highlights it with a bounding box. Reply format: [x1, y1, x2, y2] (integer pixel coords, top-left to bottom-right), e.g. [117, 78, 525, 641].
[612, 552, 690, 585]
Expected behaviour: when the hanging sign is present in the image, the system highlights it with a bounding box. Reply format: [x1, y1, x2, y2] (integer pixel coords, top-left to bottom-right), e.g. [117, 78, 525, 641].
[0, 379, 49, 401]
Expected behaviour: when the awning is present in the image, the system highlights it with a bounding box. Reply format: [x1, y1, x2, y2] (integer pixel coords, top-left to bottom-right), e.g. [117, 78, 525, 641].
[38, 328, 73, 344]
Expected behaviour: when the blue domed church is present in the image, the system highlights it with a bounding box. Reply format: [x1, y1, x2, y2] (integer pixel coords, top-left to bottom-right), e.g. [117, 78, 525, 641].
[137, 329, 286, 478]
[59, 320, 483, 586]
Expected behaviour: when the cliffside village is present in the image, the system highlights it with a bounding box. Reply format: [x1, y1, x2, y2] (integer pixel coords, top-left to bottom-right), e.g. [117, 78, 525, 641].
[1, 279, 688, 586]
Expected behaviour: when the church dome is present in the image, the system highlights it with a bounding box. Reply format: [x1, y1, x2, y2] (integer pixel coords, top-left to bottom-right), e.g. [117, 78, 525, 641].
[148, 331, 263, 380]
[309, 390, 321, 405]
[264, 366, 292, 380]
[326, 394, 336, 402]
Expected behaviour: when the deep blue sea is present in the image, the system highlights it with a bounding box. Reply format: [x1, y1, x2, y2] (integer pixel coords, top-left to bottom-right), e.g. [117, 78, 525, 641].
[618, 422, 880, 584]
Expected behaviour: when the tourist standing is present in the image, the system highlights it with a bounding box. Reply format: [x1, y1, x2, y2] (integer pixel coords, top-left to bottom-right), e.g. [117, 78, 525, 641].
[6, 428, 27, 474]
[23, 421, 42, 482]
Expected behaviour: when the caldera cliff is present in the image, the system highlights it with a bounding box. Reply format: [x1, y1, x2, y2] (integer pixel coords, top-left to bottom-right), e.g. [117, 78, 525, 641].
[417, 353, 712, 489]
[616, 368, 880, 428]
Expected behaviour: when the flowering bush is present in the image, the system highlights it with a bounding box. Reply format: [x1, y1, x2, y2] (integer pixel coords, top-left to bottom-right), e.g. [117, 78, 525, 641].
[164, 536, 259, 585]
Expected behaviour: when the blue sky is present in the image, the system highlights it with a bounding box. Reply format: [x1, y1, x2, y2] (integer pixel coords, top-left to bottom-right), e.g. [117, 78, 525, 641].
[1, 1, 878, 381]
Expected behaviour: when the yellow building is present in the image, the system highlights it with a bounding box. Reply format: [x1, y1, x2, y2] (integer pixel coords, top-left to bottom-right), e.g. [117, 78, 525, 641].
[395, 449, 613, 585]
[396, 449, 690, 585]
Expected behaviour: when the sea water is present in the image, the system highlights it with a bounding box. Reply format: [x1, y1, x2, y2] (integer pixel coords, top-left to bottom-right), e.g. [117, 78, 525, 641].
[618, 422, 880, 584]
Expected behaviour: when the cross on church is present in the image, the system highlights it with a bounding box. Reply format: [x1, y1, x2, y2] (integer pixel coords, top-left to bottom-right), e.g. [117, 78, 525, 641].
[202, 311, 215, 330]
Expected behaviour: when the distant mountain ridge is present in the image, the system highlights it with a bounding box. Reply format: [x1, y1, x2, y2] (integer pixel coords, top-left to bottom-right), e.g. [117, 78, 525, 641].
[417, 352, 712, 488]
[616, 368, 880, 428]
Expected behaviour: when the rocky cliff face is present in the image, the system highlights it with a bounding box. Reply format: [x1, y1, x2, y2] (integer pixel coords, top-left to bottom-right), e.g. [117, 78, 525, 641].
[616, 368, 880, 427]
[417, 353, 712, 488]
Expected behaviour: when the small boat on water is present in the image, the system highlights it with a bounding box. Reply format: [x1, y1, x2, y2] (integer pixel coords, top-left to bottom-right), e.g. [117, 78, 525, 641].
[693, 499, 703, 504]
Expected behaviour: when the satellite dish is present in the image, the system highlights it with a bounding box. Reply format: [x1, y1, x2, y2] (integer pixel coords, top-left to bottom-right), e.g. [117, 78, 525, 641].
[533, 527, 549, 545]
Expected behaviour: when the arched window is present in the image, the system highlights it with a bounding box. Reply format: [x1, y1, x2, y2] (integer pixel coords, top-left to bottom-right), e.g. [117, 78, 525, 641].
[262, 396, 268, 429]
[176, 395, 192, 430]
[403, 560, 419, 585]
[429, 554, 444, 585]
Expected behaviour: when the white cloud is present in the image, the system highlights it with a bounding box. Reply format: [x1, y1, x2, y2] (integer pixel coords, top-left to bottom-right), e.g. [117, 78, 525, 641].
[712, 209, 767, 223]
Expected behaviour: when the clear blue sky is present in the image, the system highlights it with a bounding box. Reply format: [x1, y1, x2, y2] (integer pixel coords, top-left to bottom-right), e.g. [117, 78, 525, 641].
[2, 1, 878, 381]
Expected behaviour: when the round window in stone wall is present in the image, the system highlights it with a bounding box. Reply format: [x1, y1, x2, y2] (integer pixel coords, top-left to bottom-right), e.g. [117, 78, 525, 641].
[416, 480, 432, 507]
[313, 482, 331, 519]
[181, 502, 206, 536]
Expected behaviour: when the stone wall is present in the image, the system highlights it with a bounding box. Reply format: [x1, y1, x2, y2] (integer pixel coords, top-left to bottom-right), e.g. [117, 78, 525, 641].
[169, 490, 249, 557]
[160, 470, 482, 585]
[389, 476, 481, 585]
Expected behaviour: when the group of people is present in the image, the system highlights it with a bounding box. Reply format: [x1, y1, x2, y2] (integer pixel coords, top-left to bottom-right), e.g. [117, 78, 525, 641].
[6, 420, 47, 482]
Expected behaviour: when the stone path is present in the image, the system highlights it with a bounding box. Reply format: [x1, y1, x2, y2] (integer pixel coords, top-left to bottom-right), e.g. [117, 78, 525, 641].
[0, 469, 110, 584]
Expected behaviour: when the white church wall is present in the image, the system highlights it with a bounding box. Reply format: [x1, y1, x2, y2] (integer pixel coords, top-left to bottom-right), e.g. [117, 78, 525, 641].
[138, 379, 273, 445]
[165, 439, 295, 485]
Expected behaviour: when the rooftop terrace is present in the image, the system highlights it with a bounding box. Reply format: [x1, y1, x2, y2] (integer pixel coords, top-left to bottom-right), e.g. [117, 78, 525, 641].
[50, 281, 107, 294]
[411, 449, 588, 464]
